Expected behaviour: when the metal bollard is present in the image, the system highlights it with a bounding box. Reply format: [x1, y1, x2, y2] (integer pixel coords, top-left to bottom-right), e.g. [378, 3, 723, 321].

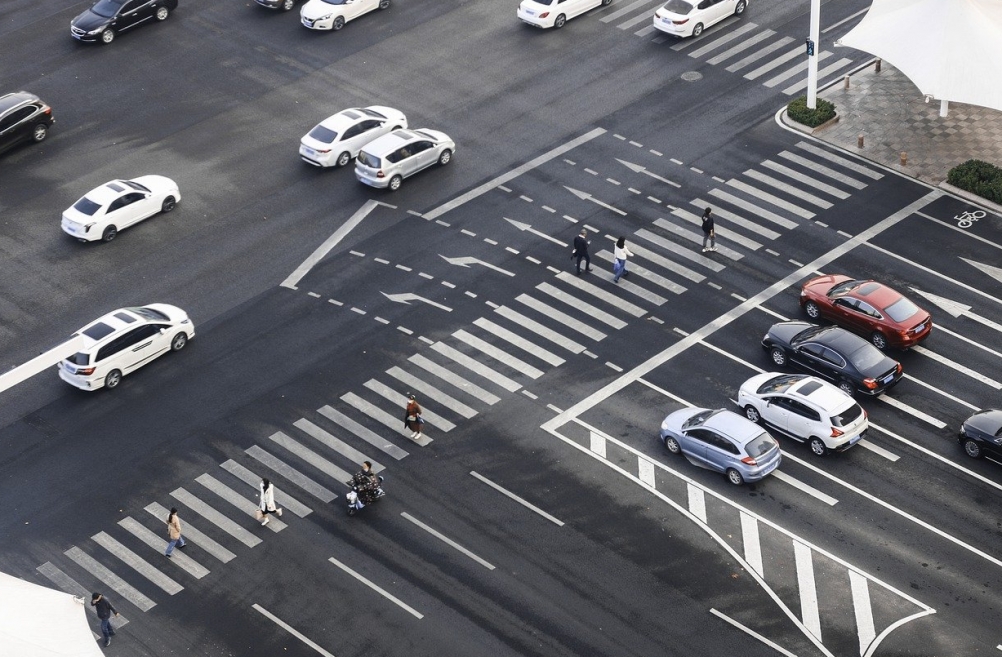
[858, 134, 864, 148]
[844, 75, 850, 90]
[900, 152, 907, 166]
[875, 59, 881, 73]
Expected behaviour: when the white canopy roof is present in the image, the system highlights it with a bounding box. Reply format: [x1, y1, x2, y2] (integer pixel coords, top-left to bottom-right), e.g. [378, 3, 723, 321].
[837, 0, 1002, 112]
[0, 572, 103, 657]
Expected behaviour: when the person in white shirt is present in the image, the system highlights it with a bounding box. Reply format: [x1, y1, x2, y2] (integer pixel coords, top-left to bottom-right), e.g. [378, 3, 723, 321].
[613, 236, 634, 284]
[259, 478, 283, 526]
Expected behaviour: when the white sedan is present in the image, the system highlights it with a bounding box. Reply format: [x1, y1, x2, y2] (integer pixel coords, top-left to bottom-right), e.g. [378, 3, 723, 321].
[61, 176, 180, 243]
[517, 0, 611, 29]
[300, 106, 407, 168]
[301, 0, 388, 30]
[653, 0, 746, 38]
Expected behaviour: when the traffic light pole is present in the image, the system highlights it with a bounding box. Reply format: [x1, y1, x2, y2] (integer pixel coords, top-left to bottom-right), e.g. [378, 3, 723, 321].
[806, 0, 820, 109]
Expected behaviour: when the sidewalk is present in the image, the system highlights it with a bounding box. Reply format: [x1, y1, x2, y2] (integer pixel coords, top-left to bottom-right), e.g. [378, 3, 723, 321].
[807, 60, 1002, 189]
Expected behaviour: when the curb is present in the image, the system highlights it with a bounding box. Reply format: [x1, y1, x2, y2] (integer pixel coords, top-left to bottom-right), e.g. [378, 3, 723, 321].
[939, 182, 1002, 216]
[780, 110, 840, 135]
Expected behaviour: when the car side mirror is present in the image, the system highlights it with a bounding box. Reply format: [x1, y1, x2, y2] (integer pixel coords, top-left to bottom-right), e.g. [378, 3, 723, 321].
[159, 328, 167, 334]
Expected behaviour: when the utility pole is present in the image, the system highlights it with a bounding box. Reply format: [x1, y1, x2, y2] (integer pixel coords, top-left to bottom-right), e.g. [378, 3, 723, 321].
[806, 0, 820, 108]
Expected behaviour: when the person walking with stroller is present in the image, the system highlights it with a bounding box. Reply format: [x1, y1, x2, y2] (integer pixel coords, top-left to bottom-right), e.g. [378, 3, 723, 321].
[613, 236, 634, 284]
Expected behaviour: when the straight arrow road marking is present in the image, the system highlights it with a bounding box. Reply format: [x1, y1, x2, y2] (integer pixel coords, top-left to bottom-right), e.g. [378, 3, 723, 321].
[504, 217, 567, 246]
[910, 288, 1002, 335]
[616, 159, 682, 188]
[564, 186, 627, 216]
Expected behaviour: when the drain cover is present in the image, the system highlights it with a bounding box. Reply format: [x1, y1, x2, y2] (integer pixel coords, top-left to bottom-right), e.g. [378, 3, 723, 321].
[681, 71, 703, 81]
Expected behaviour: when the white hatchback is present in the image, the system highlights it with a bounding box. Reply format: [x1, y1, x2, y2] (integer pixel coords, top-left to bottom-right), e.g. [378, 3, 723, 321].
[300, 106, 407, 168]
[58, 305, 194, 391]
[517, 0, 611, 29]
[355, 128, 454, 191]
[738, 372, 868, 456]
[61, 176, 180, 243]
[653, 0, 746, 38]
[301, 0, 388, 30]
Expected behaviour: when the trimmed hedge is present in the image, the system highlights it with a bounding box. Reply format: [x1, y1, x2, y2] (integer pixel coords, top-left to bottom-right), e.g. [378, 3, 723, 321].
[947, 159, 1002, 204]
[787, 96, 836, 128]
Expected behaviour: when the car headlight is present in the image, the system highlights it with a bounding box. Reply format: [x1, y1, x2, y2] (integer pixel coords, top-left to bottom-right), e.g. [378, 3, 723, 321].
[318, 13, 332, 20]
[84, 223, 96, 231]
[87, 27, 105, 35]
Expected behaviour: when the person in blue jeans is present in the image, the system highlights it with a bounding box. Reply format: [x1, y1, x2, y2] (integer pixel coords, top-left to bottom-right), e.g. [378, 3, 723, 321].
[164, 507, 186, 557]
[613, 236, 634, 284]
[91, 592, 118, 647]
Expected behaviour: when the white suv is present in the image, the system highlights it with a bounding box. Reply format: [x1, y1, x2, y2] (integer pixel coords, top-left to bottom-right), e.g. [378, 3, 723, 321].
[354, 128, 454, 191]
[738, 372, 867, 456]
[58, 305, 194, 391]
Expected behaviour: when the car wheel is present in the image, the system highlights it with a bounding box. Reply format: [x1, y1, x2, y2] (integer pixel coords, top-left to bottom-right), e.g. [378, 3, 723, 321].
[171, 333, 188, 352]
[804, 301, 820, 319]
[553, 14, 566, 28]
[281, 0, 295, 9]
[809, 437, 828, 457]
[963, 438, 983, 459]
[336, 151, 351, 167]
[601, 0, 612, 4]
[378, 0, 390, 8]
[726, 468, 744, 485]
[744, 405, 761, 424]
[692, 22, 704, 37]
[438, 149, 452, 166]
[388, 175, 402, 191]
[100, 29, 115, 44]
[161, 196, 176, 212]
[32, 124, 48, 143]
[837, 380, 856, 397]
[770, 347, 787, 367]
[155, 6, 169, 20]
[102, 226, 118, 242]
[735, 0, 746, 15]
[871, 332, 888, 350]
[105, 370, 122, 389]
[333, 16, 345, 30]
[663, 436, 681, 454]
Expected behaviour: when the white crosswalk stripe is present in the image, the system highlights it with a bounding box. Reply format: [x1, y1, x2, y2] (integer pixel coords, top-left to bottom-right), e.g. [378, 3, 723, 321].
[64, 546, 157, 612]
[430, 341, 523, 391]
[474, 317, 567, 366]
[778, 151, 869, 189]
[652, 218, 744, 260]
[316, 405, 409, 460]
[670, 208, 764, 250]
[221, 459, 314, 517]
[594, 250, 681, 298]
[452, 329, 545, 379]
[536, 281, 631, 327]
[708, 188, 800, 229]
[516, 293, 609, 340]
[169, 488, 262, 548]
[494, 305, 588, 353]
[555, 270, 649, 315]
[145, 502, 237, 562]
[706, 28, 775, 65]
[386, 366, 479, 418]
[294, 418, 384, 473]
[244, 446, 337, 503]
[612, 241, 706, 283]
[634, 228, 725, 271]
[361, 380, 455, 432]
[91, 531, 184, 595]
[758, 160, 851, 199]
[783, 57, 853, 94]
[689, 198, 782, 240]
[37, 561, 131, 628]
[617, 6, 660, 29]
[726, 179, 815, 219]
[602, 0, 659, 23]
[268, 430, 357, 480]
[118, 517, 210, 579]
[342, 391, 435, 444]
[725, 36, 794, 72]
[409, 353, 503, 404]
[743, 169, 834, 208]
[744, 45, 802, 79]
[196, 474, 286, 532]
[688, 21, 759, 57]
[796, 142, 883, 179]
[763, 50, 832, 87]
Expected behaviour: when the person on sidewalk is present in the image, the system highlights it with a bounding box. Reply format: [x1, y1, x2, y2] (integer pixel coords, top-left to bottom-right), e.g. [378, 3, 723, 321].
[404, 393, 424, 441]
[572, 229, 592, 275]
[164, 507, 186, 557]
[613, 236, 634, 284]
[90, 592, 118, 647]
[258, 478, 283, 526]
[701, 207, 716, 252]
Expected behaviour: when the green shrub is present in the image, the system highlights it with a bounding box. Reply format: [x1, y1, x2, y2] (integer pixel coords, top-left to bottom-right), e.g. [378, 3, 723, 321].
[787, 96, 836, 128]
[948, 159, 1002, 204]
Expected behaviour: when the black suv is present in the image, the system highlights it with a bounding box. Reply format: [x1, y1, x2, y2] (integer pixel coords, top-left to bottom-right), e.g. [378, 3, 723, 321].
[0, 92, 54, 155]
[71, 0, 178, 44]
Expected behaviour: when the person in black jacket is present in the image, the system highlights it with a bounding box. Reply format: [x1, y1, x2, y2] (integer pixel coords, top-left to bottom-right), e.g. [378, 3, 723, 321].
[701, 207, 716, 253]
[572, 229, 592, 275]
[91, 592, 119, 647]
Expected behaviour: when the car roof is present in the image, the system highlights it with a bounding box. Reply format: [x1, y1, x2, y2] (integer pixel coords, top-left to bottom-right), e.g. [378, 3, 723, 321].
[361, 130, 422, 155]
[808, 325, 870, 353]
[74, 308, 146, 349]
[702, 409, 765, 444]
[788, 378, 855, 411]
[84, 180, 131, 204]
[0, 91, 39, 114]
[320, 108, 368, 130]
[847, 281, 900, 308]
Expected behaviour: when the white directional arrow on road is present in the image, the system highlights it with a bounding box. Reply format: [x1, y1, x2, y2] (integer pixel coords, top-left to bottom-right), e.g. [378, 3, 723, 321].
[439, 255, 515, 277]
[503, 218, 568, 247]
[616, 159, 682, 188]
[381, 292, 453, 312]
[910, 288, 1002, 334]
[563, 186, 627, 216]
[962, 257, 1002, 286]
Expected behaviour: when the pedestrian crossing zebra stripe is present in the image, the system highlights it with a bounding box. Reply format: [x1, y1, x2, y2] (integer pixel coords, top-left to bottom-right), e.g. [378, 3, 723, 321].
[341, 390, 435, 444]
[64, 546, 157, 612]
[688, 198, 782, 240]
[220, 459, 314, 518]
[744, 45, 802, 79]
[91, 531, 184, 595]
[634, 228, 725, 272]
[706, 29, 775, 65]
[783, 57, 853, 95]
[451, 329, 545, 379]
[37, 561, 131, 626]
[594, 250, 681, 298]
[360, 380, 456, 432]
[652, 218, 744, 260]
[293, 418, 385, 473]
[317, 405, 409, 460]
[726, 179, 816, 219]
[743, 170, 834, 209]
[385, 366, 479, 418]
[516, 293, 608, 341]
[778, 151, 868, 189]
[429, 341, 523, 392]
[669, 209, 764, 251]
[725, 36, 794, 72]
[763, 51, 833, 88]
[614, 240, 707, 284]
[195, 474, 287, 533]
[118, 517, 210, 579]
[495, 305, 589, 353]
[171, 488, 262, 548]
[796, 142, 883, 179]
[268, 430, 357, 480]
[758, 161, 851, 199]
[145, 502, 238, 562]
[473, 317, 567, 366]
[408, 352, 503, 404]
[601, 0, 656, 23]
[688, 21, 760, 58]
[707, 188, 800, 229]
[554, 271, 648, 316]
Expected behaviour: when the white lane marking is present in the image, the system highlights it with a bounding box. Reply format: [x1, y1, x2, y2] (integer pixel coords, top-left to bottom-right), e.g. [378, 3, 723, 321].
[794, 541, 822, 641]
[687, 484, 707, 523]
[696, 338, 767, 373]
[317, 406, 409, 460]
[652, 217, 744, 260]
[935, 323, 1002, 360]
[145, 502, 237, 563]
[495, 305, 587, 353]
[601, 0, 655, 22]
[709, 609, 801, 657]
[707, 188, 799, 229]
[0, 334, 85, 396]
[170, 488, 262, 548]
[342, 390, 436, 441]
[903, 373, 980, 411]
[197, 474, 286, 532]
[221, 459, 313, 518]
[727, 179, 816, 219]
[618, 239, 707, 283]
[822, 7, 867, 32]
[429, 342, 521, 392]
[590, 431, 607, 458]
[912, 345, 1002, 389]
[474, 317, 566, 366]
[594, 248, 685, 295]
[877, 395, 948, 429]
[452, 329, 544, 379]
[783, 58, 854, 95]
[64, 546, 158, 611]
[409, 353, 502, 404]
[688, 21, 760, 57]
[400, 512, 496, 570]
[119, 517, 210, 579]
[744, 45, 802, 80]
[857, 439, 899, 461]
[849, 571, 876, 656]
[516, 294, 607, 340]
[771, 470, 839, 506]
[635, 227, 726, 271]
[744, 169, 834, 208]
[725, 36, 795, 73]
[638, 457, 656, 487]
[294, 418, 384, 473]
[778, 150, 868, 189]
[536, 282, 630, 328]
[690, 197, 782, 240]
[796, 141, 883, 179]
[385, 366, 478, 418]
[362, 379, 455, 432]
[37, 562, 130, 628]
[706, 29, 775, 66]
[282, 200, 391, 289]
[671, 207, 765, 249]
[606, 361, 623, 372]
[424, 128, 606, 220]
[740, 513, 763, 577]
[269, 430, 356, 481]
[470, 471, 564, 526]
[253, 604, 338, 656]
[326, 558, 423, 619]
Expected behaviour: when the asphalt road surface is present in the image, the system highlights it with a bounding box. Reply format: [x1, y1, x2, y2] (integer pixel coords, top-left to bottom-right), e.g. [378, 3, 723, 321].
[2, 1, 1001, 656]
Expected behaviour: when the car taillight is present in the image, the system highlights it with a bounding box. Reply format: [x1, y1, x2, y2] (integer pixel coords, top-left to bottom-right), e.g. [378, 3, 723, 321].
[376, 171, 385, 178]
[316, 148, 330, 154]
[78, 367, 95, 375]
[539, 11, 549, 17]
[43, 107, 52, 115]
[830, 427, 843, 437]
[741, 456, 758, 466]
[863, 377, 878, 389]
[673, 18, 689, 24]
[895, 363, 902, 374]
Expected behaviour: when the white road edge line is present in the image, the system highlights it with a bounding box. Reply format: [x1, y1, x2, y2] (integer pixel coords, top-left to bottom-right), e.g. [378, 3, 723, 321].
[253, 603, 338, 657]
[470, 471, 564, 526]
[709, 608, 801, 657]
[400, 512, 496, 570]
[327, 557, 423, 619]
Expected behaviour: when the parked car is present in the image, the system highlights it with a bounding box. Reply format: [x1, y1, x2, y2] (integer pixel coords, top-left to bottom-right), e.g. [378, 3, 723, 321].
[800, 275, 932, 349]
[71, 0, 178, 44]
[300, 0, 389, 31]
[300, 106, 407, 168]
[58, 305, 194, 391]
[0, 92, 54, 155]
[738, 373, 868, 456]
[659, 407, 782, 485]
[517, 0, 612, 29]
[61, 176, 180, 243]
[256, 0, 298, 10]
[959, 410, 1002, 461]
[355, 128, 454, 191]
[762, 321, 903, 397]
[653, 0, 746, 38]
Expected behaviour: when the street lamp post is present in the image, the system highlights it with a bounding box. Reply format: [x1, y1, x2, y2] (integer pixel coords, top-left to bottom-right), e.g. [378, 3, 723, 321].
[806, 0, 820, 108]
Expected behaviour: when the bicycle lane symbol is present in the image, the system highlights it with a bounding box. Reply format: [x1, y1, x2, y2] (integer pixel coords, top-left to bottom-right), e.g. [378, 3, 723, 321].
[957, 210, 987, 228]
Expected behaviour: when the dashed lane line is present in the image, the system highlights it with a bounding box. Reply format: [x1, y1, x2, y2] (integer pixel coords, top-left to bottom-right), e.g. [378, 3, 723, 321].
[253, 604, 339, 656]
[400, 512, 496, 571]
[470, 471, 564, 526]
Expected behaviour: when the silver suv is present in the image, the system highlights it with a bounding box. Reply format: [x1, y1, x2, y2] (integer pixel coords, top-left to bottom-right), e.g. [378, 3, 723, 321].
[354, 128, 455, 191]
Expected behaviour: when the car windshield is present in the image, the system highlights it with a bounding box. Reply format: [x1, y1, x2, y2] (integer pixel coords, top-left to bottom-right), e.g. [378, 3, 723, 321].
[361, 108, 387, 119]
[792, 324, 828, 346]
[308, 125, 337, 143]
[662, 0, 693, 13]
[828, 279, 863, 296]
[682, 409, 716, 430]
[848, 345, 885, 370]
[884, 297, 920, 322]
[321, 0, 348, 4]
[90, 0, 124, 18]
[756, 374, 804, 395]
[81, 322, 116, 341]
[124, 180, 150, 193]
[531, 0, 556, 5]
[356, 151, 381, 168]
[128, 306, 170, 321]
[73, 197, 102, 216]
[831, 403, 863, 427]
[67, 352, 90, 366]
[745, 433, 776, 458]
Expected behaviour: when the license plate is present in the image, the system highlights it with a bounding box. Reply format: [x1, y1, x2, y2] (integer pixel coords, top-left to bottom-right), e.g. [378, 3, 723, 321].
[62, 363, 75, 373]
[882, 373, 894, 384]
[849, 434, 863, 445]
[525, 9, 534, 14]
[302, 147, 315, 156]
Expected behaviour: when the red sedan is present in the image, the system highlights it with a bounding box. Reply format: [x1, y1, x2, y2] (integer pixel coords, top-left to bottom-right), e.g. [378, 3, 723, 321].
[799, 275, 932, 349]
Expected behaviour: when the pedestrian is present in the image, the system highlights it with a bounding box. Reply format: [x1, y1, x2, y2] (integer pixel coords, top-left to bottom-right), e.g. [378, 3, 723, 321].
[572, 229, 592, 275]
[90, 592, 118, 647]
[404, 393, 424, 441]
[164, 507, 186, 557]
[701, 207, 716, 252]
[612, 236, 634, 284]
[258, 478, 283, 526]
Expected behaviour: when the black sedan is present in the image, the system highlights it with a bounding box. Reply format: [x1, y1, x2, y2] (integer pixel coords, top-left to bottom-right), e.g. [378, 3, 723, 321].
[0, 92, 54, 155]
[762, 322, 902, 397]
[959, 410, 1002, 461]
[71, 0, 178, 44]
